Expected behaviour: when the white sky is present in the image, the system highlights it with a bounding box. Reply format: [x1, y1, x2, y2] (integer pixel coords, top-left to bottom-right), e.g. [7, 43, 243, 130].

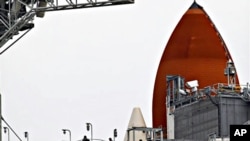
[0, 0, 249, 141]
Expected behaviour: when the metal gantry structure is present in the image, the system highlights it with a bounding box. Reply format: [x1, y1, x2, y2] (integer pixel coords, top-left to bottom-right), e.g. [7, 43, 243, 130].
[165, 73, 250, 140]
[126, 127, 163, 141]
[0, 0, 134, 54]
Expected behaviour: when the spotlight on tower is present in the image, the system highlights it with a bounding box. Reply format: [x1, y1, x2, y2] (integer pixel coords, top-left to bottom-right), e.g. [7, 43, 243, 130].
[186, 80, 199, 92]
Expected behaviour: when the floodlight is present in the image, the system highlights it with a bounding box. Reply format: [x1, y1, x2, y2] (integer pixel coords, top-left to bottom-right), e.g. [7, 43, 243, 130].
[186, 80, 199, 88]
[186, 80, 199, 92]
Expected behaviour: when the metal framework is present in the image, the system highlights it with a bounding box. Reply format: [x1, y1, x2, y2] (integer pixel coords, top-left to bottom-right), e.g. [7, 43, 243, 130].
[126, 127, 163, 141]
[0, 0, 134, 54]
[166, 75, 250, 140]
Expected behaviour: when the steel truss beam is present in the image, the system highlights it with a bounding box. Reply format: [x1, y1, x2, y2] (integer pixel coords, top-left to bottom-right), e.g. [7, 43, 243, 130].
[0, 0, 134, 54]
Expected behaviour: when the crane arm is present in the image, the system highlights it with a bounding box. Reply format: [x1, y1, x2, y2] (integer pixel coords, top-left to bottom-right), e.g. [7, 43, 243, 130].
[34, 0, 134, 12]
[0, 0, 134, 54]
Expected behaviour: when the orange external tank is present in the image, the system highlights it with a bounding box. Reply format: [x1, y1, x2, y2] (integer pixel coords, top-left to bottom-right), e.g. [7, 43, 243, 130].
[152, 1, 239, 136]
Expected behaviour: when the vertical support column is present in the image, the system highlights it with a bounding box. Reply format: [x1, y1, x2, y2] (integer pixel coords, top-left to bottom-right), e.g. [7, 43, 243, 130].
[0, 94, 2, 141]
[167, 106, 175, 139]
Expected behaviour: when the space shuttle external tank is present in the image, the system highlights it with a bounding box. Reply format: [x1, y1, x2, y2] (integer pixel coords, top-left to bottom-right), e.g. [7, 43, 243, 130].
[152, 1, 239, 136]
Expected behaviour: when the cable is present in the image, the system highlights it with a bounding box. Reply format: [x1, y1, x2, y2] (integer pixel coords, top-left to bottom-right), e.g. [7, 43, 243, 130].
[0, 28, 32, 55]
[1, 116, 23, 141]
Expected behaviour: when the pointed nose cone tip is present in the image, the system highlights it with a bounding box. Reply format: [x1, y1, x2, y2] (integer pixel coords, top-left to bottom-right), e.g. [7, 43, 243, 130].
[124, 107, 147, 141]
[128, 107, 146, 128]
[189, 0, 203, 9]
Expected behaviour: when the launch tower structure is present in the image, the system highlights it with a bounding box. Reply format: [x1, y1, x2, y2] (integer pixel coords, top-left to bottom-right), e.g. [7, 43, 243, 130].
[165, 61, 250, 141]
[0, 0, 134, 54]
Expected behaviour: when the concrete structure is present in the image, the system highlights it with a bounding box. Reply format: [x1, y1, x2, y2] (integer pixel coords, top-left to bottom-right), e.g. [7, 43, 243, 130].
[174, 95, 250, 140]
[165, 74, 250, 141]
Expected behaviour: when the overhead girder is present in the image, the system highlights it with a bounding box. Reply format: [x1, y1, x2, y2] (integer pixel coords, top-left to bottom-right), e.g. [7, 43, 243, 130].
[0, 0, 134, 54]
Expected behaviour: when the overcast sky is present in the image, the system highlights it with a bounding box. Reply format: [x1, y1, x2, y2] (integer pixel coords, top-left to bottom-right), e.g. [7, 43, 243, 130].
[0, 0, 249, 141]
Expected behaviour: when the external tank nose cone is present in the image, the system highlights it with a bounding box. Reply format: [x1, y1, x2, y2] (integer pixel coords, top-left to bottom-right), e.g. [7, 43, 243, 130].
[152, 1, 239, 137]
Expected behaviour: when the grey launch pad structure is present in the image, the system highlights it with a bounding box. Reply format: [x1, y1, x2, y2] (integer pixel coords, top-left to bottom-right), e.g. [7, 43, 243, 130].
[166, 61, 250, 141]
